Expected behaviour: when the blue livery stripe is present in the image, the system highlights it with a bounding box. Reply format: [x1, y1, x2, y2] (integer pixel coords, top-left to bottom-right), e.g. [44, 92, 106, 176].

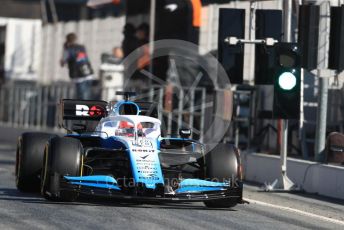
[64, 175, 117, 184]
[179, 179, 229, 188]
[175, 186, 226, 194]
[70, 182, 121, 190]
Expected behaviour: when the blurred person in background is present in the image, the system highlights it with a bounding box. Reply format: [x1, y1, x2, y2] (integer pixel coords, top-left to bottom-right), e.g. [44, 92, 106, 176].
[121, 23, 138, 58]
[121, 23, 138, 90]
[111, 47, 124, 64]
[136, 23, 149, 46]
[125, 23, 151, 92]
[101, 47, 124, 64]
[135, 23, 150, 72]
[60, 33, 95, 100]
[122, 23, 151, 92]
[99, 46, 124, 101]
[0, 72, 4, 86]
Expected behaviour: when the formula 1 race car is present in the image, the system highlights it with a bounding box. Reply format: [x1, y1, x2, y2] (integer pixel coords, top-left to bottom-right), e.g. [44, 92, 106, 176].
[15, 92, 243, 208]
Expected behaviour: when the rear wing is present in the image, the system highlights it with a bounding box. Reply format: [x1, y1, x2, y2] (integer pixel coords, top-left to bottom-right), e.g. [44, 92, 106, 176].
[60, 99, 108, 121]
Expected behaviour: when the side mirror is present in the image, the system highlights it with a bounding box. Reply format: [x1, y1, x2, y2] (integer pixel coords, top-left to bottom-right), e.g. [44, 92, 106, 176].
[179, 129, 191, 138]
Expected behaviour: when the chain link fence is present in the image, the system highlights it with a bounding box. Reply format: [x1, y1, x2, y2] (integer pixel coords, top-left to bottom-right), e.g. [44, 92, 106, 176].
[0, 83, 227, 142]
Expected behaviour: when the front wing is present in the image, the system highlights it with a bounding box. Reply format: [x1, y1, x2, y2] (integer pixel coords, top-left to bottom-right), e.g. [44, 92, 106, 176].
[60, 177, 243, 203]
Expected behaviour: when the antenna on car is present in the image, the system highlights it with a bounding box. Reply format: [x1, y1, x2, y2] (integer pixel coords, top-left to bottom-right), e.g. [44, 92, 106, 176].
[116, 91, 137, 101]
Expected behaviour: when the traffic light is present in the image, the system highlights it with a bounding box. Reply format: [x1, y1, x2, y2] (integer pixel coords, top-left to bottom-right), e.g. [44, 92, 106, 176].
[298, 4, 320, 70]
[329, 5, 344, 71]
[218, 9, 245, 84]
[273, 43, 301, 119]
[255, 9, 282, 85]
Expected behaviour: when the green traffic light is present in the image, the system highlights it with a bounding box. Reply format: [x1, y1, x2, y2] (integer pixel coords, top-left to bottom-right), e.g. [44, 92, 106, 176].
[278, 72, 297, 90]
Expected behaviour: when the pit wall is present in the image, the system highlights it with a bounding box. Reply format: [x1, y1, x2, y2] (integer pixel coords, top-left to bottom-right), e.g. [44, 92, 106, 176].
[242, 152, 344, 200]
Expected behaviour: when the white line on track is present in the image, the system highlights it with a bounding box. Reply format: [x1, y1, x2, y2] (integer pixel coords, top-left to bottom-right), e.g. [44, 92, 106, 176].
[245, 198, 344, 226]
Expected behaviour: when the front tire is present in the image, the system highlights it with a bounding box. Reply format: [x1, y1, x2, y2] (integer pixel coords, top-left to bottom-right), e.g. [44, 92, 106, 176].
[41, 137, 83, 201]
[203, 144, 242, 208]
[15, 132, 57, 192]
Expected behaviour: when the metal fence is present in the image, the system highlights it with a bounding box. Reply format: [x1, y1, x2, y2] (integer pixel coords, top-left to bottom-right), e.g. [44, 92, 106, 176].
[0, 83, 214, 142]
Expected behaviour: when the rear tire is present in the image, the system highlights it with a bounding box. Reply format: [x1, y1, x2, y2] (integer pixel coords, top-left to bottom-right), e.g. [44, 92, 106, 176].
[41, 137, 83, 202]
[15, 132, 57, 192]
[203, 144, 241, 208]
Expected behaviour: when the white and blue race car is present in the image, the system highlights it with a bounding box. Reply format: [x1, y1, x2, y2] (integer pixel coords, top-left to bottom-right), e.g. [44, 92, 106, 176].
[15, 92, 243, 208]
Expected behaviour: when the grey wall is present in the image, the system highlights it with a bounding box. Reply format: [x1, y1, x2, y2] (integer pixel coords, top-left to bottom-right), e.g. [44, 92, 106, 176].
[242, 151, 344, 200]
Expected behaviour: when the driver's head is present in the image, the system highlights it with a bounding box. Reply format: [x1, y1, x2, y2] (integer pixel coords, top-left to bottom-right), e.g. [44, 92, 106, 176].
[119, 121, 134, 129]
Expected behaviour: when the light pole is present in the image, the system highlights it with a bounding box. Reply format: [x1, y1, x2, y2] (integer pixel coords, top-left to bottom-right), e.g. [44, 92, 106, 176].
[273, 0, 297, 191]
[148, 0, 156, 75]
[225, 0, 298, 191]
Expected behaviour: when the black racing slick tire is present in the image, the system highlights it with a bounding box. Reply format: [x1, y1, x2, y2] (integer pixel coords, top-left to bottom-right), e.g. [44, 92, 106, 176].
[41, 137, 83, 202]
[15, 132, 57, 192]
[203, 143, 242, 208]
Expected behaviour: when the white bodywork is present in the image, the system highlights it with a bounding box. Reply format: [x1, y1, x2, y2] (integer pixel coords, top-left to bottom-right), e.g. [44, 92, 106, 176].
[95, 115, 161, 140]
